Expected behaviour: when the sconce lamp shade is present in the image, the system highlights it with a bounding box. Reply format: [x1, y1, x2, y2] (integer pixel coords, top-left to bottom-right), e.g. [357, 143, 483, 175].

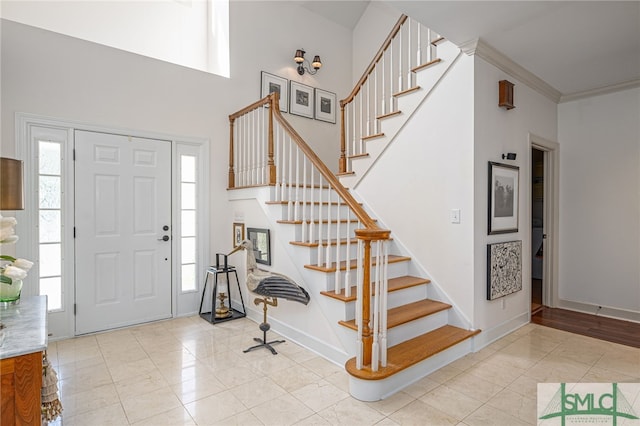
[0, 157, 24, 210]
[312, 55, 322, 70]
[294, 49, 305, 63]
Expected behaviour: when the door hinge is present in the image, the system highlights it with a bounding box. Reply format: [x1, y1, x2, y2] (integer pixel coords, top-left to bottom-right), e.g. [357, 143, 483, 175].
[74, 303, 77, 315]
[73, 227, 76, 238]
[73, 149, 76, 161]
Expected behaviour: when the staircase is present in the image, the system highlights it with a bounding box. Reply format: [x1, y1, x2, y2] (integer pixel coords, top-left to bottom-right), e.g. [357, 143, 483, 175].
[227, 15, 479, 401]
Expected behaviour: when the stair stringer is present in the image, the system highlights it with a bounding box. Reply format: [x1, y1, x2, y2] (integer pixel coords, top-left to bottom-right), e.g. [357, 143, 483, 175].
[340, 40, 463, 189]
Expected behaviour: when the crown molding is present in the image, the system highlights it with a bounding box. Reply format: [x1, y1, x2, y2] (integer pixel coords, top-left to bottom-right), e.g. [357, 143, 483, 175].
[559, 78, 640, 103]
[459, 38, 562, 104]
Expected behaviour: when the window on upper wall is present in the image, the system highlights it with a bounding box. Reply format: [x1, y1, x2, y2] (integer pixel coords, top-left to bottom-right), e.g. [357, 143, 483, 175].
[2, 0, 230, 78]
[180, 155, 198, 292]
[38, 140, 63, 311]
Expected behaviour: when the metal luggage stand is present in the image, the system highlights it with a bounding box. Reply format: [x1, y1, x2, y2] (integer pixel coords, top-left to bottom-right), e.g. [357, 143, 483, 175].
[198, 253, 246, 324]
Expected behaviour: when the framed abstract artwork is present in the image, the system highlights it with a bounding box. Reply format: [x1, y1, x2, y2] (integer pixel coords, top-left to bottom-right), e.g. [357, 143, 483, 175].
[487, 240, 522, 300]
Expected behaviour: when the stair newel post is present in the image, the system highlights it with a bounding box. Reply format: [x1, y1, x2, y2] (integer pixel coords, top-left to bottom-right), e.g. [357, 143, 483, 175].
[228, 116, 236, 189]
[268, 93, 277, 186]
[339, 101, 347, 174]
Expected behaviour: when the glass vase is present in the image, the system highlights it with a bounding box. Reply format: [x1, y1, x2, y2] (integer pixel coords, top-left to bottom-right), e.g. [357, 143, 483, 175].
[0, 278, 22, 304]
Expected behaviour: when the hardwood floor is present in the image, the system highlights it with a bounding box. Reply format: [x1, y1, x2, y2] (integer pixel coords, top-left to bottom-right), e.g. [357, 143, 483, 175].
[532, 307, 640, 348]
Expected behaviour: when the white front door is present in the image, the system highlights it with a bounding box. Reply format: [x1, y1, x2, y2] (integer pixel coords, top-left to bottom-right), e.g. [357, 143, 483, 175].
[75, 130, 172, 334]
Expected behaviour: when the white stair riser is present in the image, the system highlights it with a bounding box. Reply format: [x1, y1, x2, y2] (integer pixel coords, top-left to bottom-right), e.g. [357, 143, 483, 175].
[348, 337, 474, 401]
[309, 261, 412, 292]
[340, 284, 428, 319]
[268, 203, 358, 222]
[271, 186, 337, 202]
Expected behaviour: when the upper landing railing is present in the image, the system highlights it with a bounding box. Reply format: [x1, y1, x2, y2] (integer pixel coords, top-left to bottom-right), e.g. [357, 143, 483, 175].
[339, 14, 442, 174]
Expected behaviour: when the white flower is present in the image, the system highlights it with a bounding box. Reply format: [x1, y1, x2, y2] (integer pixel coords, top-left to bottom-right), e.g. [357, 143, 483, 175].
[0, 216, 17, 227]
[0, 235, 19, 244]
[2, 265, 27, 280]
[13, 258, 33, 271]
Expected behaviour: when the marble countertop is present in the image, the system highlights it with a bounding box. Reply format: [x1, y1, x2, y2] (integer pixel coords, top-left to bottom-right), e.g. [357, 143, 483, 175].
[0, 295, 48, 359]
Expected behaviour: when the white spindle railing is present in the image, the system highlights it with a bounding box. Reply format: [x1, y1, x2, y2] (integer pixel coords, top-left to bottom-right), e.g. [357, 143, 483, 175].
[229, 93, 391, 372]
[338, 15, 441, 175]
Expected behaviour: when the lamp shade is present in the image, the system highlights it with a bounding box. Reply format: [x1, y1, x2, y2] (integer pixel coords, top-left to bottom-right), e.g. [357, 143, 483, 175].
[294, 49, 305, 63]
[0, 157, 24, 210]
[312, 56, 322, 70]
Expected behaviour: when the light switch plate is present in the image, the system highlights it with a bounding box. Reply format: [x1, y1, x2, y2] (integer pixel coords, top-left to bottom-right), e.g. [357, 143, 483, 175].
[450, 209, 460, 224]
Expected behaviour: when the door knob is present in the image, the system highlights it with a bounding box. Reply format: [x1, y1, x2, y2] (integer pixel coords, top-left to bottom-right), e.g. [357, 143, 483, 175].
[158, 235, 170, 241]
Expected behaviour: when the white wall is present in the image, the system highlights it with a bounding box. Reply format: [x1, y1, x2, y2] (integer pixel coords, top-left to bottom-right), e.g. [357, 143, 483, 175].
[558, 88, 640, 316]
[1, 0, 221, 76]
[1, 1, 352, 336]
[473, 57, 557, 342]
[351, 1, 401, 85]
[354, 53, 476, 324]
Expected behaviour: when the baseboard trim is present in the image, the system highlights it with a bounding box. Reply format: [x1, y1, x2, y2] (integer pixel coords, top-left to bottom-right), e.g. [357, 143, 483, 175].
[557, 299, 640, 324]
[243, 306, 350, 366]
[472, 311, 530, 350]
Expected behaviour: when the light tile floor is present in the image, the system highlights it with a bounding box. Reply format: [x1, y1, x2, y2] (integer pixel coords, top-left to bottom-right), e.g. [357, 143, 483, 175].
[44, 316, 640, 425]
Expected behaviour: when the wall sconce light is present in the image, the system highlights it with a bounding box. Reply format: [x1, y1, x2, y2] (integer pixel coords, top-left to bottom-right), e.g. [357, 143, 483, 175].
[0, 157, 25, 211]
[502, 153, 517, 160]
[498, 80, 515, 110]
[294, 49, 322, 75]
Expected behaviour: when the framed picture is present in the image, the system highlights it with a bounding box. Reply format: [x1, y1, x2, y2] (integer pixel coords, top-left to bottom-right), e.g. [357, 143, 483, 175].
[314, 88, 336, 123]
[233, 222, 245, 248]
[487, 240, 522, 300]
[488, 161, 519, 234]
[247, 227, 271, 265]
[261, 71, 288, 112]
[289, 81, 314, 119]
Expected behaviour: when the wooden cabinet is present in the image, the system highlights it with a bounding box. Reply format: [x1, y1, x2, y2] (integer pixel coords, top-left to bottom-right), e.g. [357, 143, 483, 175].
[0, 351, 42, 426]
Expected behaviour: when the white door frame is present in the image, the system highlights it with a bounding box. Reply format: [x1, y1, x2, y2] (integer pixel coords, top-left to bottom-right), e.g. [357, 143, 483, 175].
[15, 112, 210, 340]
[529, 133, 560, 310]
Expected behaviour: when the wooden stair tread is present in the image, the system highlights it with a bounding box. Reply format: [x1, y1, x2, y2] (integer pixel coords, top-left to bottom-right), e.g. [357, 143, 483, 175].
[345, 325, 481, 380]
[291, 238, 358, 248]
[377, 110, 402, 120]
[348, 153, 369, 160]
[338, 299, 451, 331]
[266, 200, 362, 206]
[362, 132, 385, 141]
[411, 58, 442, 73]
[431, 36, 445, 45]
[337, 171, 355, 177]
[321, 275, 430, 302]
[305, 255, 410, 273]
[278, 218, 360, 225]
[393, 86, 421, 98]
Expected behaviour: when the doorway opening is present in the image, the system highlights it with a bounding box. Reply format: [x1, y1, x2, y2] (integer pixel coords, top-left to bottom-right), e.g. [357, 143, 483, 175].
[531, 147, 545, 314]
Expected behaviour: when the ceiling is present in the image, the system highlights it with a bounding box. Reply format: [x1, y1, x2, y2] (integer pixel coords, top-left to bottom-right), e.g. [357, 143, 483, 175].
[298, 1, 640, 99]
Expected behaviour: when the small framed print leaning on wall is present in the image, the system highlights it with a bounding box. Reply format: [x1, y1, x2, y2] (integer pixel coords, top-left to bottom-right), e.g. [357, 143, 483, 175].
[488, 161, 519, 234]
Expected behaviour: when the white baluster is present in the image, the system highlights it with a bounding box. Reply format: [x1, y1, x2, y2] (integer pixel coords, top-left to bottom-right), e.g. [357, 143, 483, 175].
[407, 18, 413, 87]
[294, 145, 300, 221]
[287, 137, 293, 220]
[417, 21, 422, 67]
[301, 155, 308, 242]
[324, 189, 332, 269]
[280, 130, 287, 202]
[381, 51, 386, 118]
[316, 176, 323, 266]
[380, 240, 389, 367]
[355, 238, 363, 369]
[334, 196, 341, 294]
[344, 212, 351, 298]
[309, 166, 315, 243]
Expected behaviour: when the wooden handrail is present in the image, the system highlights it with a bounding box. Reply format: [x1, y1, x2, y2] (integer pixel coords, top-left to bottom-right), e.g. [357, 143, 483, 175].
[269, 93, 380, 230]
[339, 14, 407, 108]
[229, 96, 272, 120]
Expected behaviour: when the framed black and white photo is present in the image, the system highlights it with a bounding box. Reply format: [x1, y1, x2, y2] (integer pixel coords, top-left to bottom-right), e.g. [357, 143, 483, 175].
[233, 222, 245, 248]
[261, 71, 288, 112]
[487, 240, 522, 300]
[314, 88, 336, 123]
[488, 161, 519, 234]
[289, 81, 314, 119]
[247, 227, 271, 265]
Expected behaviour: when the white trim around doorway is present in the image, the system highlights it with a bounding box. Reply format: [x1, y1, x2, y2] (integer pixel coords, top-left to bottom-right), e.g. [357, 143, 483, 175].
[14, 112, 210, 340]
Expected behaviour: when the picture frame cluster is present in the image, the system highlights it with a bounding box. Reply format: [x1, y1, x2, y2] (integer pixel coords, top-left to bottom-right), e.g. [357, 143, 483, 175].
[260, 71, 336, 124]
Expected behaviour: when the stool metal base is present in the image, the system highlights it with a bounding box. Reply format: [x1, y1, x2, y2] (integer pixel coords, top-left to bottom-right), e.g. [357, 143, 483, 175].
[244, 322, 284, 355]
